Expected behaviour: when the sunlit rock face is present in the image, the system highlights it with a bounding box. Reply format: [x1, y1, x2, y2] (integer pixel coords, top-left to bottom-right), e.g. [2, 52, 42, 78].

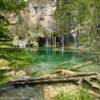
[19, 0, 57, 36]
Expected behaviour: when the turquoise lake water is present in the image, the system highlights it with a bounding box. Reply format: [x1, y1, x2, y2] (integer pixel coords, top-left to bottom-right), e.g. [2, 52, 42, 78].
[24, 48, 99, 77]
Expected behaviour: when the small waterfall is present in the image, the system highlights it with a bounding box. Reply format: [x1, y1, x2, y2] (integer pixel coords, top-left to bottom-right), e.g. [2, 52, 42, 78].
[54, 36, 56, 48]
[62, 35, 64, 49]
[52, 35, 55, 47]
[61, 35, 64, 56]
[46, 36, 49, 47]
[61, 47, 64, 56]
[72, 32, 77, 48]
[49, 34, 52, 47]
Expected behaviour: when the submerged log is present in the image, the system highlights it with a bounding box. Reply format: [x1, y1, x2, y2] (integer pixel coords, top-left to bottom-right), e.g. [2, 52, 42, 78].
[57, 61, 93, 71]
[70, 61, 93, 71]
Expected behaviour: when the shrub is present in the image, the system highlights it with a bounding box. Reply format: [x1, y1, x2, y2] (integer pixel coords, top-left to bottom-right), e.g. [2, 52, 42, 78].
[55, 88, 91, 100]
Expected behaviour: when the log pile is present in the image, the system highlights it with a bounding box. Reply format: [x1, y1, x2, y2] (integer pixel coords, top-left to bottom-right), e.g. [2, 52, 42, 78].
[6, 70, 100, 97]
[7, 71, 99, 86]
[4, 69, 100, 98]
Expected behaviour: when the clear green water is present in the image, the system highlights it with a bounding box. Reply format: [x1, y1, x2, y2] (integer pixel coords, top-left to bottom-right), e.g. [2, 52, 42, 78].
[24, 48, 99, 77]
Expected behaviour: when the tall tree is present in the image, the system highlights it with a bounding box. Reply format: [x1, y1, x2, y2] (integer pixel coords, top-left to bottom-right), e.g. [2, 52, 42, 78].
[54, 0, 100, 62]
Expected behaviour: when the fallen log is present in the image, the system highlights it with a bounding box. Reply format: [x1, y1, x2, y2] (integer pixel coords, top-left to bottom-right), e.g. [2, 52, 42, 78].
[72, 72, 98, 77]
[7, 77, 81, 87]
[7, 72, 99, 87]
[90, 75, 100, 83]
[82, 78, 100, 94]
[88, 90, 100, 99]
[54, 70, 97, 78]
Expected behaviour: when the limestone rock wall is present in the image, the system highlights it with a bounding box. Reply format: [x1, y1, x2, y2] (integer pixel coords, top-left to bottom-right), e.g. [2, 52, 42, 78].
[9, 0, 57, 37]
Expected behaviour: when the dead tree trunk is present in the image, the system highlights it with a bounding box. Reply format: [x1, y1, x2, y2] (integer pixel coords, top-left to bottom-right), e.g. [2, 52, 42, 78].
[7, 72, 98, 86]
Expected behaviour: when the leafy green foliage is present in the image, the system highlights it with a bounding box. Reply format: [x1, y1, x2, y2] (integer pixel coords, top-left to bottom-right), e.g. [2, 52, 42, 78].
[0, 0, 27, 13]
[54, 0, 74, 33]
[54, 0, 100, 56]
[0, 0, 27, 41]
[0, 48, 33, 67]
[54, 0, 92, 33]
[0, 15, 10, 41]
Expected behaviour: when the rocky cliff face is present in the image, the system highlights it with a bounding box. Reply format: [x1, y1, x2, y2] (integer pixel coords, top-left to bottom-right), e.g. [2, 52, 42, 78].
[9, 0, 57, 37]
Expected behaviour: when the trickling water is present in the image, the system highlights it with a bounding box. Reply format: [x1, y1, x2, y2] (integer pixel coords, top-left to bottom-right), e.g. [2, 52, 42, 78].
[61, 35, 64, 56]
[49, 34, 52, 47]
[46, 37, 49, 47]
[54, 36, 56, 47]
[61, 35, 64, 48]
[61, 47, 64, 56]
[72, 32, 77, 48]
